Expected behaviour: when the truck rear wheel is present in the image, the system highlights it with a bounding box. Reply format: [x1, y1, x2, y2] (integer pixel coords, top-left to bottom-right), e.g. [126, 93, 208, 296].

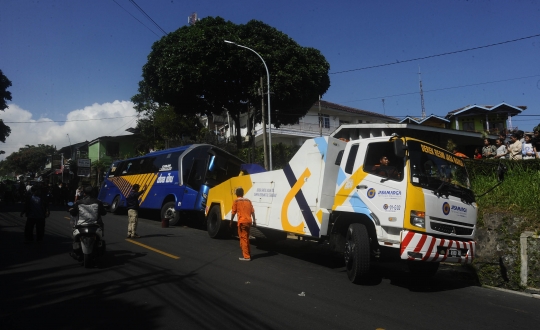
[344, 223, 371, 283]
[207, 205, 228, 238]
[161, 202, 180, 226]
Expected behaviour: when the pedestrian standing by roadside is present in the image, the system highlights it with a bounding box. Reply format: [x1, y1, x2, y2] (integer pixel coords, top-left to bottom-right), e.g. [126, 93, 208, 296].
[126, 184, 147, 238]
[507, 133, 523, 160]
[481, 139, 496, 158]
[229, 187, 256, 261]
[20, 186, 50, 243]
[494, 138, 508, 159]
[531, 130, 540, 159]
[474, 148, 482, 159]
[522, 134, 535, 160]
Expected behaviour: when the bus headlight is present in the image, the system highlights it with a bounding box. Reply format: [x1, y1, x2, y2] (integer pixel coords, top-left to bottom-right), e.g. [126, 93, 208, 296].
[410, 211, 425, 228]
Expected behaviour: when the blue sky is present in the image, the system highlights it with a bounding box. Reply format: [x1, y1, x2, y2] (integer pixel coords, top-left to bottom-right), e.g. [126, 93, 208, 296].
[1, 0, 539, 159]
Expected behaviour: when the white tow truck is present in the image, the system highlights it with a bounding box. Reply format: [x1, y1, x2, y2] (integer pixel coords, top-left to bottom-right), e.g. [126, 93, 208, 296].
[205, 134, 479, 283]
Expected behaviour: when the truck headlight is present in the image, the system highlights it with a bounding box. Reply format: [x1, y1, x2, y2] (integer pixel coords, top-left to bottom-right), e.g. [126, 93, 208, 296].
[410, 211, 425, 228]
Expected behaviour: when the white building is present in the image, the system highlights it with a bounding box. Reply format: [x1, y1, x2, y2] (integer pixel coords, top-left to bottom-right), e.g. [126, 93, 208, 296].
[201, 100, 398, 146]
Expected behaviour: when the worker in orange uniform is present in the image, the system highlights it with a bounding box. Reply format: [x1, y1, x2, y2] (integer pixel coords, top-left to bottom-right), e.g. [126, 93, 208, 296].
[230, 187, 256, 261]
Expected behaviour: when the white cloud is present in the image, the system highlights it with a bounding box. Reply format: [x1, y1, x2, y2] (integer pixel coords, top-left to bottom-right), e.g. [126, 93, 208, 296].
[0, 101, 137, 161]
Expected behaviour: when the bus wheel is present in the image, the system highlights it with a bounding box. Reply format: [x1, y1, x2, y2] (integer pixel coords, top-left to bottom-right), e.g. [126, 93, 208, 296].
[161, 202, 180, 226]
[344, 223, 371, 283]
[109, 196, 120, 214]
[207, 205, 227, 239]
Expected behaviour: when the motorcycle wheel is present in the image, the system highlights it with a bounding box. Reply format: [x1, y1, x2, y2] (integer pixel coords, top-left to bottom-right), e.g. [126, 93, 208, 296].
[83, 253, 94, 268]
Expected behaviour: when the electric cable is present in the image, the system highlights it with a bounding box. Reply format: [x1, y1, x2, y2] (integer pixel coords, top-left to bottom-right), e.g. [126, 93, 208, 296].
[128, 0, 167, 35]
[331, 33, 540, 74]
[112, 0, 160, 37]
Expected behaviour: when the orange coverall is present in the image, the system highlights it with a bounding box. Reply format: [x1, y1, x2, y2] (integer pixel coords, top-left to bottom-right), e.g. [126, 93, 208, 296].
[231, 197, 255, 259]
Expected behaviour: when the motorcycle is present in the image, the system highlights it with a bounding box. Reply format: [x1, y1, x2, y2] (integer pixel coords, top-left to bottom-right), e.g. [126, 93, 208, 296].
[68, 202, 107, 268]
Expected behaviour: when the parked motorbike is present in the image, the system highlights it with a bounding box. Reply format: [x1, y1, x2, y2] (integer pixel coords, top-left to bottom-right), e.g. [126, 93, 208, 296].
[68, 202, 107, 268]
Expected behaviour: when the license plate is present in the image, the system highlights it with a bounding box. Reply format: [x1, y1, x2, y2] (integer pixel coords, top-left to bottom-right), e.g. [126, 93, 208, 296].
[448, 249, 461, 257]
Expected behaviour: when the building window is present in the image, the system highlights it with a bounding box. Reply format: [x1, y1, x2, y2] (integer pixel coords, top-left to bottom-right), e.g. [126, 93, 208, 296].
[462, 121, 475, 131]
[357, 120, 363, 123]
[106, 142, 120, 157]
[321, 114, 330, 128]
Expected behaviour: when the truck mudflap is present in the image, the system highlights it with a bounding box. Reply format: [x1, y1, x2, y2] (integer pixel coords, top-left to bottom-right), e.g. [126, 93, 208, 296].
[400, 230, 475, 264]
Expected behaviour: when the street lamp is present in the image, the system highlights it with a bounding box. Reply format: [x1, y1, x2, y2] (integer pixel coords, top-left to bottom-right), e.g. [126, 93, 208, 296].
[224, 40, 273, 170]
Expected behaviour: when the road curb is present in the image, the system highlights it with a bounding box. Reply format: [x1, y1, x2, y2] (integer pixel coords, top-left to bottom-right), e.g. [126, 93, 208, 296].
[482, 285, 537, 298]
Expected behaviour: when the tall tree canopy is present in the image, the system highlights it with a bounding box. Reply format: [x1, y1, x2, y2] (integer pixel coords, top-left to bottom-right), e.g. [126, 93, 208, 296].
[0, 69, 12, 144]
[4, 144, 56, 175]
[134, 17, 330, 147]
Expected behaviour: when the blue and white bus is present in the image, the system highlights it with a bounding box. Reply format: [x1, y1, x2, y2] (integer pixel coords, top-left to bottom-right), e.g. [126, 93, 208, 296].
[98, 144, 246, 225]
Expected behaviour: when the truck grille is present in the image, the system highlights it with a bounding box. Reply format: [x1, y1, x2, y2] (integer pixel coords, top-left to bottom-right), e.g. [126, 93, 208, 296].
[430, 222, 473, 236]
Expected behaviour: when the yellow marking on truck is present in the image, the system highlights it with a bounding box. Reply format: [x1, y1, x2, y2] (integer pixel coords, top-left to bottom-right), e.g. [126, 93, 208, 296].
[281, 168, 311, 233]
[126, 239, 180, 259]
[333, 165, 369, 210]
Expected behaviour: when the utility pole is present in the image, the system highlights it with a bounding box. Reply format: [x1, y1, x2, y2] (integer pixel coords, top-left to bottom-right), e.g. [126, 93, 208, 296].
[260, 77, 268, 170]
[319, 96, 322, 137]
[419, 66, 426, 119]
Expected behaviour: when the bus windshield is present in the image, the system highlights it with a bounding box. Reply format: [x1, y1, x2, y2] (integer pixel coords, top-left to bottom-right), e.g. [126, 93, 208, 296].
[408, 141, 473, 200]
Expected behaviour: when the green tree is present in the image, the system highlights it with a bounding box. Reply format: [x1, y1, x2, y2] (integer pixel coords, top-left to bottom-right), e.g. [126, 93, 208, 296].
[0, 69, 13, 147]
[130, 96, 202, 152]
[4, 144, 56, 174]
[134, 17, 330, 148]
[91, 159, 109, 186]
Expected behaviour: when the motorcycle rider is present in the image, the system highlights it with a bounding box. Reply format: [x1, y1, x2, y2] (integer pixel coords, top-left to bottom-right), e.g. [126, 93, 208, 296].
[69, 186, 106, 260]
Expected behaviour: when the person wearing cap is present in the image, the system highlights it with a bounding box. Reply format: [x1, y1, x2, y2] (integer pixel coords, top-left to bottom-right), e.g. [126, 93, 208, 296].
[69, 186, 106, 259]
[230, 187, 256, 261]
[126, 184, 147, 238]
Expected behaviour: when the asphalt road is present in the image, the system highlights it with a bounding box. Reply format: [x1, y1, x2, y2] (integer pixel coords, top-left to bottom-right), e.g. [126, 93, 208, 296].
[1, 203, 539, 330]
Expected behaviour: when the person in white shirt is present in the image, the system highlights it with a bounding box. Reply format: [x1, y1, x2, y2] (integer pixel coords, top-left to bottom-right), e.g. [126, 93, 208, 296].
[522, 134, 535, 160]
[494, 138, 507, 159]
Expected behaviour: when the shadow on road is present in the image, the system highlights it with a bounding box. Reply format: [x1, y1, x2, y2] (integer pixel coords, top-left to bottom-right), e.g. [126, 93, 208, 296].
[252, 237, 479, 292]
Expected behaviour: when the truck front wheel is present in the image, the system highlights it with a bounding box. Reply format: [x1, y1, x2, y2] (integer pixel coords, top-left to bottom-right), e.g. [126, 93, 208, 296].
[344, 223, 371, 283]
[207, 205, 228, 238]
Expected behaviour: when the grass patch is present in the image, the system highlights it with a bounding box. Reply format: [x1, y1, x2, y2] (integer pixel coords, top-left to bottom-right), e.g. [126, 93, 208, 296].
[467, 159, 540, 232]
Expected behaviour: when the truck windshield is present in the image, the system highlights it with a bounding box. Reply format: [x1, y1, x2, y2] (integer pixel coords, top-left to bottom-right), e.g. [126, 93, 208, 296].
[408, 141, 473, 199]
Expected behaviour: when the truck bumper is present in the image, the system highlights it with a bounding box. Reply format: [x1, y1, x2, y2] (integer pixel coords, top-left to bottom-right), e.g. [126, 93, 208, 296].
[400, 230, 475, 264]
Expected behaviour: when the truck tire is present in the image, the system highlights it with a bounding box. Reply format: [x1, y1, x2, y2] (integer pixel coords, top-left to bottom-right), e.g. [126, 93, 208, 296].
[109, 196, 120, 214]
[407, 261, 439, 278]
[161, 202, 180, 226]
[344, 223, 371, 283]
[207, 205, 227, 238]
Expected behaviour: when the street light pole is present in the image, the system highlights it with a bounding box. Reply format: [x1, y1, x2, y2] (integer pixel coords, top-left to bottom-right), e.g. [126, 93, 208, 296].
[224, 40, 273, 170]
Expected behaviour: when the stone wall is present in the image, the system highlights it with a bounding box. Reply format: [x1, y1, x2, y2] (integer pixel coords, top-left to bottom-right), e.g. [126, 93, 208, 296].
[473, 213, 528, 290]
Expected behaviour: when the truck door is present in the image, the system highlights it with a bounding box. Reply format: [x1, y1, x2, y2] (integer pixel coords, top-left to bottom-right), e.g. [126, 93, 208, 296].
[358, 141, 407, 230]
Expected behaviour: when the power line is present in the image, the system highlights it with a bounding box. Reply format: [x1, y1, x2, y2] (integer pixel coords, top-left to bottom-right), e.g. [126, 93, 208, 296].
[128, 0, 167, 35]
[331, 33, 540, 74]
[341, 74, 540, 103]
[112, 0, 160, 37]
[4, 115, 137, 124]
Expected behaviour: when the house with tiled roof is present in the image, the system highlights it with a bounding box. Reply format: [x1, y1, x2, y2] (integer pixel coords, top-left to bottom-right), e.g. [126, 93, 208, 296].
[445, 103, 526, 134]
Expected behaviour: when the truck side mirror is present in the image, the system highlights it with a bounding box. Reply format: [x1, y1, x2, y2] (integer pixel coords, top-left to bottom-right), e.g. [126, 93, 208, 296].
[393, 139, 407, 158]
